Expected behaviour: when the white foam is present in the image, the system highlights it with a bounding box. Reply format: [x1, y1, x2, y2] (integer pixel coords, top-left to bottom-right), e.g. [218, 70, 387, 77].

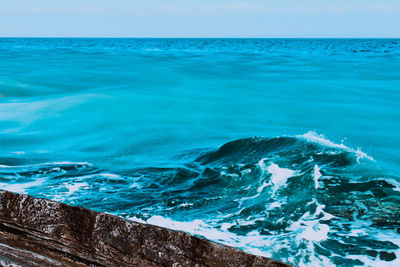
[354, 147, 374, 162]
[220, 170, 239, 178]
[347, 255, 399, 267]
[289, 199, 334, 246]
[297, 131, 374, 162]
[253, 161, 298, 200]
[64, 182, 89, 195]
[0, 178, 46, 194]
[298, 131, 347, 149]
[128, 215, 275, 258]
[299, 223, 330, 242]
[100, 173, 121, 179]
[178, 203, 193, 208]
[256, 182, 269, 193]
[268, 201, 281, 209]
[387, 178, 400, 192]
[11, 151, 26, 155]
[255, 158, 270, 193]
[238, 193, 261, 202]
[313, 165, 321, 189]
[129, 182, 142, 189]
[266, 162, 298, 193]
[0, 161, 91, 169]
[257, 158, 268, 171]
[51, 161, 92, 166]
[128, 210, 398, 267]
[143, 216, 233, 241]
[240, 168, 252, 175]
[128, 216, 147, 224]
[348, 229, 366, 237]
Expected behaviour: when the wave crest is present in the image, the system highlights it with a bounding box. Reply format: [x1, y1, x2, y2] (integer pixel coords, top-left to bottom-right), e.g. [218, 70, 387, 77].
[0, 133, 398, 266]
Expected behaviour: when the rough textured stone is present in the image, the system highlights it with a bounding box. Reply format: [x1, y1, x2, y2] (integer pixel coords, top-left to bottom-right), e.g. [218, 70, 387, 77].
[0, 190, 290, 267]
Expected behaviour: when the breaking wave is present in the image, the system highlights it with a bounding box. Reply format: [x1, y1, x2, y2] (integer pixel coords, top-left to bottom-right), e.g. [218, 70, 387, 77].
[0, 132, 399, 266]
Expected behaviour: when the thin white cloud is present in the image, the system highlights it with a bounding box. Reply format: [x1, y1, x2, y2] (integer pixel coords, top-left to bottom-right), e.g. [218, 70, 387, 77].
[155, 5, 192, 15]
[197, 2, 400, 15]
[3, 2, 400, 16]
[369, 4, 400, 14]
[200, 3, 271, 13]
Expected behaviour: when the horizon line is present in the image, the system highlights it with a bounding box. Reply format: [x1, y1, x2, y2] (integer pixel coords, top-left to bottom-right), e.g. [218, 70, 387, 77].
[1, 36, 400, 39]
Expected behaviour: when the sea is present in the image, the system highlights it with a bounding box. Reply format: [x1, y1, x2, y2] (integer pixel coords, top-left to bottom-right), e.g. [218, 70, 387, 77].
[0, 38, 399, 266]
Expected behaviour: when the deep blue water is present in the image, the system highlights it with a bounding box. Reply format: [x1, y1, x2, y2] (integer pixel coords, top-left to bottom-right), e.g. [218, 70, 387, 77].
[0, 38, 399, 266]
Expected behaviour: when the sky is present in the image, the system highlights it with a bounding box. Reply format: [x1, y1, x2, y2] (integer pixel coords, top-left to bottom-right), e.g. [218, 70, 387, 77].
[1, 0, 400, 37]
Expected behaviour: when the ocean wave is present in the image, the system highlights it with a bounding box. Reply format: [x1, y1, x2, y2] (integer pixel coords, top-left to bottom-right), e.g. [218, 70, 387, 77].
[0, 133, 399, 266]
[297, 131, 375, 162]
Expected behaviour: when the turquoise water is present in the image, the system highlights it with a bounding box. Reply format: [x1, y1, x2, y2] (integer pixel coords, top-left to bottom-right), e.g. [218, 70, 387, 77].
[0, 38, 399, 266]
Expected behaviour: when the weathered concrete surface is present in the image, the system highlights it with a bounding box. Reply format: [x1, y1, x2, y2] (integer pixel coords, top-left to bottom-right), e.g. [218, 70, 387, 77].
[0, 190, 290, 267]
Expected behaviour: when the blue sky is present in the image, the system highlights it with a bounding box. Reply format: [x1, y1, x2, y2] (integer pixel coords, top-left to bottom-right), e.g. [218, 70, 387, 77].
[1, 0, 400, 37]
